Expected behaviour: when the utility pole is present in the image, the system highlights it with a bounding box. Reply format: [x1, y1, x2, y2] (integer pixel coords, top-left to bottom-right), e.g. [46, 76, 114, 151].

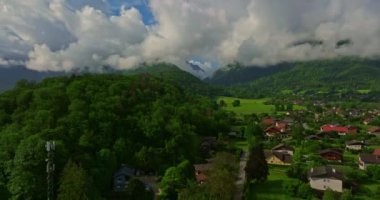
[46, 141, 55, 200]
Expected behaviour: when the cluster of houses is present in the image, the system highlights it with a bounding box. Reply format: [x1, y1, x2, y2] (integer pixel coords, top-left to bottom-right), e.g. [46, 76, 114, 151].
[262, 117, 293, 138]
[260, 115, 380, 193]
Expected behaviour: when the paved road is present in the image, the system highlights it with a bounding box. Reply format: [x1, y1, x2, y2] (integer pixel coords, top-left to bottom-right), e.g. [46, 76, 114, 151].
[234, 152, 248, 200]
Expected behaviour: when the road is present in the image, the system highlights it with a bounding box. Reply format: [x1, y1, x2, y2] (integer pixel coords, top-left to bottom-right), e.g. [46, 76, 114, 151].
[234, 151, 248, 200]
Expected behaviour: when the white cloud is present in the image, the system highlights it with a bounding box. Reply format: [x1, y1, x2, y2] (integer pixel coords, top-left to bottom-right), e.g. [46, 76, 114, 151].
[0, 0, 380, 75]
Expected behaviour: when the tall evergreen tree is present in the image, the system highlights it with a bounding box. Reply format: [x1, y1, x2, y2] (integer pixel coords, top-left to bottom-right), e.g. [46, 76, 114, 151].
[57, 160, 95, 200]
[245, 135, 268, 183]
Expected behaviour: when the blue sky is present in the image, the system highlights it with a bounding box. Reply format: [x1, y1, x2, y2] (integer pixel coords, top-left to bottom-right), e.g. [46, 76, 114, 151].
[107, 0, 155, 25]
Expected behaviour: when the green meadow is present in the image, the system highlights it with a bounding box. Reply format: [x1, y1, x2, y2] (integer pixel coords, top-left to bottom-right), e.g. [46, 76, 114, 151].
[218, 96, 304, 115]
[245, 166, 304, 200]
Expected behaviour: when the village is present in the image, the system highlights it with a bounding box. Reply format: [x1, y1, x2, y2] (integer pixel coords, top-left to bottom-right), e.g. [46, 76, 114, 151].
[109, 97, 380, 199]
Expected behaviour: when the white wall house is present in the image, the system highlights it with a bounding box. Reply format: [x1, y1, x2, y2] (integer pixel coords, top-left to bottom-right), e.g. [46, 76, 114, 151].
[308, 166, 343, 192]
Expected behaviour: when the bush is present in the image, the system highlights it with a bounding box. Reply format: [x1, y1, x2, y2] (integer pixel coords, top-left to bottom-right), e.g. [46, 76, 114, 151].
[340, 189, 353, 200]
[366, 165, 380, 180]
[282, 179, 302, 197]
[297, 183, 313, 199]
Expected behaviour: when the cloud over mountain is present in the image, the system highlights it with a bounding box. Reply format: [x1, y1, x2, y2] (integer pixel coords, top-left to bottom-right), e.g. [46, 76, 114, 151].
[0, 0, 380, 74]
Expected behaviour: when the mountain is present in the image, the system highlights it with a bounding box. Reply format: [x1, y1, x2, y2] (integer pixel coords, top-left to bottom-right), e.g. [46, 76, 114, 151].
[125, 63, 216, 95]
[207, 62, 292, 85]
[0, 66, 64, 92]
[209, 57, 380, 97]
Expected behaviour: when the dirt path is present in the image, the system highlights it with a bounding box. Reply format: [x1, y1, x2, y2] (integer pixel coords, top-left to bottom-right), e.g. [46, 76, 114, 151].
[234, 151, 248, 200]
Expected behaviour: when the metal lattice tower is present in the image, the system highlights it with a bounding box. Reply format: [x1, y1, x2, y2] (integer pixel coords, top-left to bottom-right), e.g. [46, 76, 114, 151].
[46, 141, 55, 200]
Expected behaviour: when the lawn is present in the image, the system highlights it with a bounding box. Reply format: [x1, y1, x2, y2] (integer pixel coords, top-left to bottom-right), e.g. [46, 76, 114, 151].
[218, 96, 274, 115]
[244, 166, 303, 200]
[231, 139, 249, 152]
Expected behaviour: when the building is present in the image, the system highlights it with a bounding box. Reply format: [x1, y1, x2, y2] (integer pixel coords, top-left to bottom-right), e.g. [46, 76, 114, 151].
[308, 166, 343, 192]
[358, 154, 380, 170]
[368, 126, 380, 136]
[113, 166, 139, 191]
[305, 135, 320, 141]
[320, 125, 357, 136]
[319, 149, 343, 162]
[373, 149, 380, 156]
[193, 163, 211, 184]
[272, 144, 295, 155]
[261, 117, 275, 126]
[345, 140, 365, 151]
[264, 150, 293, 165]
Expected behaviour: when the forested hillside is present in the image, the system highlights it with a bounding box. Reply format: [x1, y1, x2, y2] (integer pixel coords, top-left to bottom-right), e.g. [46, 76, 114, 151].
[0, 74, 231, 199]
[211, 57, 380, 97]
[125, 63, 216, 96]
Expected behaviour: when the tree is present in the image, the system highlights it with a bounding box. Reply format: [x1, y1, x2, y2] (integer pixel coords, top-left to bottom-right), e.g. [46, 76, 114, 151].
[219, 100, 227, 107]
[205, 152, 238, 200]
[366, 165, 380, 180]
[159, 160, 195, 200]
[340, 189, 353, 200]
[232, 100, 240, 107]
[292, 123, 304, 144]
[282, 179, 302, 197]
[57, 160, 97, 200]
[323, 189, 339, 200]
[245, 142, 269, 183]
[125, 178, 154, 200]
[297, 183, 313, 199]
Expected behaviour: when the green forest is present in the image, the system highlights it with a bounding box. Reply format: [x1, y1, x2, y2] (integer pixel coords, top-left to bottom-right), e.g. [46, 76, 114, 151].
[0, 74, 232, 199]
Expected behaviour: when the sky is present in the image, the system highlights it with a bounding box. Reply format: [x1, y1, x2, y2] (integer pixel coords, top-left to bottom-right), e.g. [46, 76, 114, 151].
[0, 0, 380, 77]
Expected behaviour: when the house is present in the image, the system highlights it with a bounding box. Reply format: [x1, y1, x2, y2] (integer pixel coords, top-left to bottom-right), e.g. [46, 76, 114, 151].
[264, 150, 293, 165]
[373, 149, 380, 156]
[363, 117, 374, 125]
[264, 126, 282, 138]
[320, 125, 358, 136]
[200, 137, 217, 155]
[368, 126, 380, 136]
[358, 154, 380, 170]
[272, 144, 294, 155]
[305, 135, 320, 141]
[319, 149, 343, 162]
[261, 117, 275, 126]
[113, 166, 139, 191]
[275, 121, 289, 132]
[345, 140, 365, 151]
[193, 163, 211, 184]
[308, 166, 343, 192]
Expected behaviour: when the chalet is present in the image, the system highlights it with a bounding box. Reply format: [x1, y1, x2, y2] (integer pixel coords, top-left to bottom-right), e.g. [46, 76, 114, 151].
[319, 149, 343, 162]
[373, 149, 380, 156]
[368, 126, 380, 136]
[363, 117, 374, 125]
[305, 135, 320, 141]
[320, 125, 357, 136]
[264, 126, 282, 138]
[194, 163, 211, 184]
[261, 117, 275, 126]
[200, 137, 217, 155]
[113, 166, 142, 191]
[358, 154, 380, 170]
[264, 150, 293, 165]
[345, 140, 365, 151]
[272, 144, 294, 155]
[308, 166, 343, 192]
[275, 121, 289, 132]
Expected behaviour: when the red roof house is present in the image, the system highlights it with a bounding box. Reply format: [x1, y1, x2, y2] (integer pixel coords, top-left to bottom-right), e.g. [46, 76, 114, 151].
[320, 125, 357, 136]
[261, 117, 275, 126]
[373, 149, 380, 156]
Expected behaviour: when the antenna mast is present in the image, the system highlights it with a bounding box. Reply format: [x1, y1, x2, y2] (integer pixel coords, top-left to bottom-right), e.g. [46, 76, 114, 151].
[46, 141, 55, 200]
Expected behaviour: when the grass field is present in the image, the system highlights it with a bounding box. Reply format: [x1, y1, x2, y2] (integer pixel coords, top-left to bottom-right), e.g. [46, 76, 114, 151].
[245, 166, 303, 200]
[218, 96, 305, 115]
[218, 96, 274, 115]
